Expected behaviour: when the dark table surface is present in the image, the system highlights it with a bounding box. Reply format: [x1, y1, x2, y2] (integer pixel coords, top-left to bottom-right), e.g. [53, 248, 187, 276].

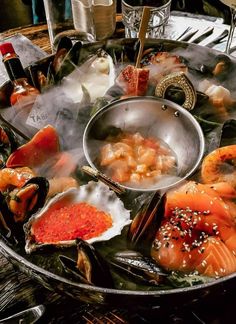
[1, 252, 236, 323]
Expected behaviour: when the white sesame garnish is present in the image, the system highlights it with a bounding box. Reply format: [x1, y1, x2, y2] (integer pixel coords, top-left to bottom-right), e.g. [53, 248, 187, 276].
[201, 260, 207, 267]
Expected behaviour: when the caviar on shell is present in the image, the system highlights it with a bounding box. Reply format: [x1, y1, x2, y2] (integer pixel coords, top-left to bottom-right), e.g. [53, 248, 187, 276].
[31, 202, 113, 243]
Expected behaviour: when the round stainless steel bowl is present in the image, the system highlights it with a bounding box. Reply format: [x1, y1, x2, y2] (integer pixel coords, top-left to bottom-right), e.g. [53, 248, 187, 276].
[83, 96, 205, 192]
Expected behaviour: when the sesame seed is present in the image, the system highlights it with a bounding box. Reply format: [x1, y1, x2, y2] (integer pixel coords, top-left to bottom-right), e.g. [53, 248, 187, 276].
[201, 260, 207, 267]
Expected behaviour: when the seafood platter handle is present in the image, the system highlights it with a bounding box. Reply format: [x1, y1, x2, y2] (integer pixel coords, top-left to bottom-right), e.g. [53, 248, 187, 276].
[155, 71, 197, 110]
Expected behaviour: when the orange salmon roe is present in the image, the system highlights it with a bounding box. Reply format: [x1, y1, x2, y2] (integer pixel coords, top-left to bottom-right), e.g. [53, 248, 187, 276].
[32, 202, 113, 243]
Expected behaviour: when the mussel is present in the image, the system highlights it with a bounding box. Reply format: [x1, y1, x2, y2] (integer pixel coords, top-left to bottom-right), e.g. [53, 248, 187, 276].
[59, 238, 114, 288]
[127, 192, 166, 254]
[109, 250, 168, 286]
[0, 176, 49, 244]
[6, 177, 49, 223]
[219, 119, 236, 147]
[108, 193, 169, 287]
[40, 37, 82, 89]
[0, 191, 17, 244]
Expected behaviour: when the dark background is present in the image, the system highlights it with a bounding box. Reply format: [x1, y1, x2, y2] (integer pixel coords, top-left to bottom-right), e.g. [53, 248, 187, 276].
[0, 0, 231, 32]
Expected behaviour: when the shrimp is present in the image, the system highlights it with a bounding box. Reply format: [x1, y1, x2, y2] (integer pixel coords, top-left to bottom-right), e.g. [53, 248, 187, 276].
[0, 167, 35, 192]
[201, 145, 236, 187]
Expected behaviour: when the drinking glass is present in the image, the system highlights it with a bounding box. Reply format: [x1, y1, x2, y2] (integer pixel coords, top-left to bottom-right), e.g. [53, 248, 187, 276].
[219, 0, 236, 54]
[43, 0, 74, 51]
[71, 0, 117, 40]
[122, 0, 171, 38]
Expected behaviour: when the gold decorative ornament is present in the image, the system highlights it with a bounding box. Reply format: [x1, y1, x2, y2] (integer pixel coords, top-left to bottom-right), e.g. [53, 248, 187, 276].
[155, 71, 197, 110]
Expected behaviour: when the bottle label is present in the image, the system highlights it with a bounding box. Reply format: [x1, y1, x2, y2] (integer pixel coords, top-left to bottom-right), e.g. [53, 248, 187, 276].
[4, 58, 26, 81]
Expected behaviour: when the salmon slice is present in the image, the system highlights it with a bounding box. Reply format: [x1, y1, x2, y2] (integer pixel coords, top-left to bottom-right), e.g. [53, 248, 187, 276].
[194, 237, 236, 277]
[165, 181, 232, 224]
[152, 223, 236, 277]
[151, 181, 236, 277]
[151, 222, 195, 273]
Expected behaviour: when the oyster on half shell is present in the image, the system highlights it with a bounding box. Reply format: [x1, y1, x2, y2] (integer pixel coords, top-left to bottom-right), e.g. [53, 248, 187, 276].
[24, 181, 131, 254]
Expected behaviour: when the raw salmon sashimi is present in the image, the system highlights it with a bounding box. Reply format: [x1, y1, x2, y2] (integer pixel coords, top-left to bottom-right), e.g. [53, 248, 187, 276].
[151, 181, 236, 277]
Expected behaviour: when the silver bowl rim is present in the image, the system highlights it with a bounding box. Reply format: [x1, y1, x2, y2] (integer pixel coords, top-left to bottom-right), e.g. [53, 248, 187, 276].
[83, 96, 205, 192]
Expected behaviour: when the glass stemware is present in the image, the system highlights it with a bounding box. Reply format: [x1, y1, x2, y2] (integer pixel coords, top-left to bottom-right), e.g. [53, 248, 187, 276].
[219, 0, 236, 54]
[225, 7, 236, 54]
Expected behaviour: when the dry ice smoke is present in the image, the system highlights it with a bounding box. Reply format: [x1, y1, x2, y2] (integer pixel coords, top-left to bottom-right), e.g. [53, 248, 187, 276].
[2, 44, 236, 180]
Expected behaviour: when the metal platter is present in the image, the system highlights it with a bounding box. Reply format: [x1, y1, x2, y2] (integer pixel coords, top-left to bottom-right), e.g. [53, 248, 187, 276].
[1, 38, 236, 308]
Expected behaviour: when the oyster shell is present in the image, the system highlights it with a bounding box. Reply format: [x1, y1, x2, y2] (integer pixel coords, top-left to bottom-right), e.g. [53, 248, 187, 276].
[24, 181, 131, 254]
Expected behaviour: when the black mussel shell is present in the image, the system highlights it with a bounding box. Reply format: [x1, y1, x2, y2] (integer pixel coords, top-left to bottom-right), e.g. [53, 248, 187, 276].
[0, 124, 19, 168]
[46, 39, 82, 86]
[74, 42, 105, 65]
[51, 37, 73, 76]
[6, 177, 49, 223]
[54, 41, 83, 82]
[219, 119, 236, 147]
[187, 53, 235, 81]
[60, 239, 114, 288]
[109, 250, 167, 286]
[0, 192, 18, 245]
[0, 192, 14, 239]
[22, 176, 49, 212]
[198, 119, 236, 155]
[56, 36, 73, 53]
[59, 255, 89, 285]
[127, 193, 166, 254]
